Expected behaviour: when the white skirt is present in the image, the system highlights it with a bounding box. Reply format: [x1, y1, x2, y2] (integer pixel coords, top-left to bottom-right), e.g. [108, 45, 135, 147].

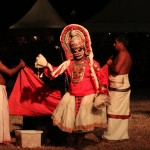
[103, 74, 131, 140]
[0, 85, 11, 143]
[52, 92, 107, 133]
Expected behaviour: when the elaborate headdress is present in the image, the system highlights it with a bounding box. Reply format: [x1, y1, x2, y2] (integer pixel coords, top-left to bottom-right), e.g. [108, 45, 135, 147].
[60, 24, 92, 60]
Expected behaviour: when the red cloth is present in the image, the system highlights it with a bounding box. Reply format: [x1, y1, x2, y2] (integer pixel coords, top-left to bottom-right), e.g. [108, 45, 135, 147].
[8, 66, 62, 116]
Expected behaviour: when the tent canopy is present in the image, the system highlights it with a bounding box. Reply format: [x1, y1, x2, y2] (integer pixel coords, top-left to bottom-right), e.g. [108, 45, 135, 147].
[9, 0, 67, 29]
[82, 0, 150, 33]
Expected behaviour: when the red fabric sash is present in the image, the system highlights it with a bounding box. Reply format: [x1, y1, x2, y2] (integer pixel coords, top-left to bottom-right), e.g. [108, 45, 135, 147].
[8, 66, 62, 116]
[107, 114, 131, 119]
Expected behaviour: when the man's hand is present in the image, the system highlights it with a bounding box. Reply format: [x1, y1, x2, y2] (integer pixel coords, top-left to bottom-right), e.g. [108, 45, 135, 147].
[35, 54, 48, 68]
[19, 59, 26, 68]
[106, 55, 113, 66]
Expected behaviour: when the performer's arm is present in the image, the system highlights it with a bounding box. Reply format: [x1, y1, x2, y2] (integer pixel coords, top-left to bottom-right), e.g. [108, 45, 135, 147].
[35, 54, 70, 79]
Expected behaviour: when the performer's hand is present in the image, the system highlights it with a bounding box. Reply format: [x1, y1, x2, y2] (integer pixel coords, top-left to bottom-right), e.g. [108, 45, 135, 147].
[35, 54, 48, 68]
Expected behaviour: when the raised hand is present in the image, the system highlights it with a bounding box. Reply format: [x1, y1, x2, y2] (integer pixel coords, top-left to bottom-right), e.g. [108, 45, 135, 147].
[106, 55, 113, 66]
[35, 54, 48, 68]
[19, 59, 26, 68]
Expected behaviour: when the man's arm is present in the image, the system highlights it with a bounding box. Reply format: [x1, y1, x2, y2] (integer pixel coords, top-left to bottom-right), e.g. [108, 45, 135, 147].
[0, 60, 25, 76]
[107, 52, 126, 75]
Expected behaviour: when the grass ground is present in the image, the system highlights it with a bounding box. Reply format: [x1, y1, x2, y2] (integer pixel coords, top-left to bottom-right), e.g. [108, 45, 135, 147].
[0, 88, 150, 150]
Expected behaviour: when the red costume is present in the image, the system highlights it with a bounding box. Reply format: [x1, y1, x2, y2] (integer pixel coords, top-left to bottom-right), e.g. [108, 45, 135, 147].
[9, 24, 109, 134]
[8, 66, 62, 116]
[35, 24, 109, 133]
[44, 59, 108, 96]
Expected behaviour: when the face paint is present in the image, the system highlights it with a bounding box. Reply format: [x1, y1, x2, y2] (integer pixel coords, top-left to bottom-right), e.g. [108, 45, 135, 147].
[72, 47, 85, 59]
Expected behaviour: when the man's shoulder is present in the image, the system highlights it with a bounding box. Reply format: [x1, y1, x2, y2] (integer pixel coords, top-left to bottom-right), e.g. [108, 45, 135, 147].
[119, 50, 130, 57]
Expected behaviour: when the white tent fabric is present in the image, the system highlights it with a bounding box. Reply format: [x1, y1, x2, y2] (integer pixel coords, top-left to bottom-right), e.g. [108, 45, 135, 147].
[82, 0, 150, 33]
[9, 0, 67, 29]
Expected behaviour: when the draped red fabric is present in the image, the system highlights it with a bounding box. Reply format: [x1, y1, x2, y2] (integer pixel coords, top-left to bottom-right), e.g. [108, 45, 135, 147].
[8, 66, 62, 116]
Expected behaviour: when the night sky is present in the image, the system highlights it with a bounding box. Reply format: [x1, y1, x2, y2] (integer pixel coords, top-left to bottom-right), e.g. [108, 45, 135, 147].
[0, 0, 111, 30]
[0, 0, 149, 88]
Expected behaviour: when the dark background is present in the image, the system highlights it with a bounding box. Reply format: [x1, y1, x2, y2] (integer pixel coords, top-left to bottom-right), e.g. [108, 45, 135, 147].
[0, 0, 149, 90]
[0, 0, 111, 30]
[0, 1, 149, 145]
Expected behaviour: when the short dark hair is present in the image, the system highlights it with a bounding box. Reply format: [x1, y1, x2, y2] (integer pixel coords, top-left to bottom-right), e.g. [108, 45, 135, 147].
[115, 34, 129, 47]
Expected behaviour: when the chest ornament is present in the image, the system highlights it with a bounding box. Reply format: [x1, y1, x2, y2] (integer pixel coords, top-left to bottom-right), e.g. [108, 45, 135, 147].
[71, 61, 86, 84]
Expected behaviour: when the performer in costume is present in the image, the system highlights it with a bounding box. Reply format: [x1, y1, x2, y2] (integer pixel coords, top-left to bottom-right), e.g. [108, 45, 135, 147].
[35, 24, 110, 144]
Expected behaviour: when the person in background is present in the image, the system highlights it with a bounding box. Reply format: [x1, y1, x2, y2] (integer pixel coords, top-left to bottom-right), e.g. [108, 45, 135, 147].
[102, 34, 132, 142]
[35, 24, 110, 146]
[0, 59, 25, 144]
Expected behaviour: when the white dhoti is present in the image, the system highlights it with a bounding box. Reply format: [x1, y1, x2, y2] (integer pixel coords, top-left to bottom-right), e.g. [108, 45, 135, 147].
[103, 74, 131, 140]
[52, 92, 107, 133]
[0, 85, 11, 143]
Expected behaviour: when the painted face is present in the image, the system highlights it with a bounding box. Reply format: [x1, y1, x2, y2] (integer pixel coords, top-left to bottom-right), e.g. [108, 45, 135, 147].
[72, 47, 85, 59]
